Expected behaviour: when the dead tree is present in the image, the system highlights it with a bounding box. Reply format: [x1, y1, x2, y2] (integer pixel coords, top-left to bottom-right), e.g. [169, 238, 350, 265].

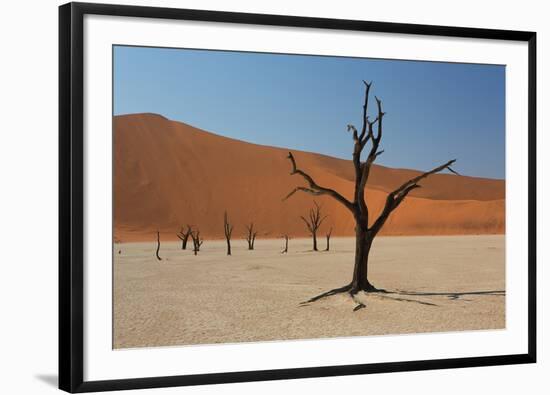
[325, 227, 333, 251]
[223, 211, 234, 255]
[300, 201, 327, 251]
[244, 222, 258, 250]
[176, 225, 192, 250]
[190, 229, 203, 256]
[281, 235, 290, 254]
[284, 80, 458, 304]
[155, 230, 162, 261]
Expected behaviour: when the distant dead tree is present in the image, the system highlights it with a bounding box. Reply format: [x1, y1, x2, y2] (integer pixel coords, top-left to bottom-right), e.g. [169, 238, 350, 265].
[190, 229, 203, 256]
[300, 201, 327, 251]
[284, 80, 458, 307]
[325, 227, 333, 251]
[281, 235, 290, 254]
[176, 225, 192, 250]
[155, 231, 162, 261]
[223, 211, 234, 255]
[244, 222, 258, 250]
[114, 237, 122, 255]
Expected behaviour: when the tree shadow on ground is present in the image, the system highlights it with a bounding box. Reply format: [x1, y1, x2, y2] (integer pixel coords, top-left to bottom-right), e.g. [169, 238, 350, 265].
[300, 287, 505, 309]
[371, 293, 439, 306]
[392, 290, 505, 300]
[370, 289, 505, 306]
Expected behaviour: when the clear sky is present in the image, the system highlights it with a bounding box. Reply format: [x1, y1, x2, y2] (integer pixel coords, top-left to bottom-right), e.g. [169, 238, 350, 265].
[114, 45, 505, 179]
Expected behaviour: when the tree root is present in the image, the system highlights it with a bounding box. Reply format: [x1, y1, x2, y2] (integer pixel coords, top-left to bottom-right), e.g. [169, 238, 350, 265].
[300, 283, 460, 310]
[300, 282, 389, 311]
[301, 284, 353, 304]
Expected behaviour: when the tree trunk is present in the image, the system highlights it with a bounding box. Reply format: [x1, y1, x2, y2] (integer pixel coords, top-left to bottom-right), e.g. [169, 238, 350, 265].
[224, 211, 233, 255]
[156, 231, 162, 261]
[350, 227, 374, 293]
[312, 232, 318, 251]
[181, 232, 190, 250]
[177, 227, 191, 250]
[281, 235, 289, 253]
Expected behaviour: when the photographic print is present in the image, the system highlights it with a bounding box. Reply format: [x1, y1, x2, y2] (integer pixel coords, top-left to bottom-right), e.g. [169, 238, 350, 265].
[112, 46, 505, 349]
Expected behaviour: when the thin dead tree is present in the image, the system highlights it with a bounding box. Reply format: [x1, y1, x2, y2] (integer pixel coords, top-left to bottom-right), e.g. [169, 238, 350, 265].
[176, 225, 193, 250]
[281, 235, 290, 254]
[284, 80, 458, 305]
[325, 227, 333, 251]
[223, 211, 234, 256]
[300, 201, 327, 251]
[244, 222, 258, 250]
[155, 230, 162, 261]
[190, 229, 203, 256]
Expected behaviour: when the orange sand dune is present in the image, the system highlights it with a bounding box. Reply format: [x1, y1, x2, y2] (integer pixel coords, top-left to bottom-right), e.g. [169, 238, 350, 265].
[114, 113, 505, 241]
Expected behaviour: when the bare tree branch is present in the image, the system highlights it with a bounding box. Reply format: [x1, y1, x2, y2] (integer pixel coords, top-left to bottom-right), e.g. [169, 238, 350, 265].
[176, 225, 193, 250]
[284, 152, 354, 212]
[347, 124, 359, 142]
[359, 80, 372, 141]
[351, 88, 386, 219]
[374, 96, 385, 142]
[285, 186, 322, 201]
[300, 216, 313, 233]
[390, 159, 457, 197]
[370, 160, 457, 235]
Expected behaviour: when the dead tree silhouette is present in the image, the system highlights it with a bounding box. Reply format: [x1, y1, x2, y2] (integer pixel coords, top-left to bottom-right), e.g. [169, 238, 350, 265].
[223, 211, 234, 255]
[176, 225, 192, 250]
[300, 201, 327, 251]
[190, 229, 203, 256]
[284, 80, 458, 306]
[281, 235, 290, 254]
[155, 231, 162, 261]
[325, 227, 333, 251]
[244, 222, 258, 250]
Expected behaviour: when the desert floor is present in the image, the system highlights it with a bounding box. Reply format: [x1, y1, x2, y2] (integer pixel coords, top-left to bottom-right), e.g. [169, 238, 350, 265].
[113, 235, 505, 349]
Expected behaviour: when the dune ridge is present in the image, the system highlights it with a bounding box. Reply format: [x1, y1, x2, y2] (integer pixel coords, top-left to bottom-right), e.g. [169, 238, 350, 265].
[114, 113, 505, 242]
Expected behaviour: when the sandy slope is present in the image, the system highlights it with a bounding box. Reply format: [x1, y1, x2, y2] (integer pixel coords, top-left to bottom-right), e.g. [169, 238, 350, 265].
[114, 113, 505, 241]
[113, 235, 505, 349]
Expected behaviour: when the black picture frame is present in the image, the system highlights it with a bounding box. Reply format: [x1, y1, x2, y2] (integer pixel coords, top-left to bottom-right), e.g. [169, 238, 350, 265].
[59, 2, 537, 393]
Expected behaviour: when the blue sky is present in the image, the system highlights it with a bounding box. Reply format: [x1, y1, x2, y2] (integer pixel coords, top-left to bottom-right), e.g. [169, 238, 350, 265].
[114, 46, 505, 179]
